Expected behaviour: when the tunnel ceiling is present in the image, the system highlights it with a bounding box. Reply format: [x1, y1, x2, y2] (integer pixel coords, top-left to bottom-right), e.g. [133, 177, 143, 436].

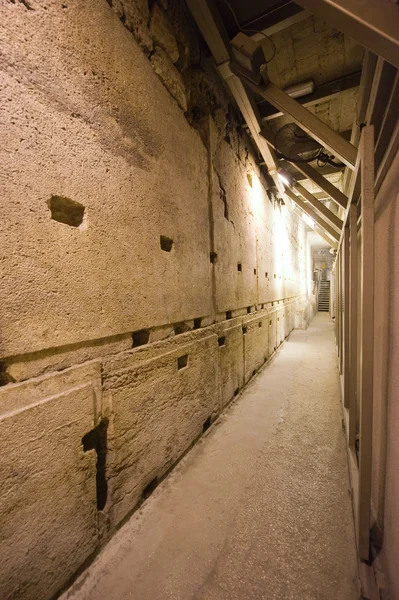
[211, 0, 365, 193]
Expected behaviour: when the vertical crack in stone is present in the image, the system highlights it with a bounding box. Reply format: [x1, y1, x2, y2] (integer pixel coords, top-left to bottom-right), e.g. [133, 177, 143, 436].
[82, 418, 109, 511]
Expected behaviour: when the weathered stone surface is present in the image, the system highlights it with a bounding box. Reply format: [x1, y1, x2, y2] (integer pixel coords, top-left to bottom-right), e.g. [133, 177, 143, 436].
[166, 0, 201, 71]
[4, 334, 132, 383]
[110, 0, 153, 54]
[0, 0, 207, 356]
[217, 320, 244, 408]
[268, 310, 278, 357]
[243, 314, 269, 384]
[150, 46, 187, 111]
[103, 333, 219, 526]
[150, 3, 179, 63]
[0, 376, 99, 600]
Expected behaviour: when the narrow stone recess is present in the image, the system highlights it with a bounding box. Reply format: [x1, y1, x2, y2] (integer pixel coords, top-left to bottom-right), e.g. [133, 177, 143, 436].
[177, 354, 188, 370]
[142, 477, 158, 500]
[210, 252, 217, 264]
[48, 195, 85, 227]
[81, 418, 109, 511]
[160, 235, 173, 252]
[193, 318, 202, 330]
[132, 329, 150, 347]
[202, 416, 211, 432]
[218, 336, 226, 347]
[0, 361, 15, 386]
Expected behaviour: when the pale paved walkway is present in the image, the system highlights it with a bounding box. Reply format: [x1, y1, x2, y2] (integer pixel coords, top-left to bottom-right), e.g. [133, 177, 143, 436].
[62, 313, 359, 600]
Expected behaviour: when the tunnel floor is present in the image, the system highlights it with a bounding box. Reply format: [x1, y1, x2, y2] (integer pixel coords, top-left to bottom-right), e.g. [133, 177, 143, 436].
[62, 313, 359, 600]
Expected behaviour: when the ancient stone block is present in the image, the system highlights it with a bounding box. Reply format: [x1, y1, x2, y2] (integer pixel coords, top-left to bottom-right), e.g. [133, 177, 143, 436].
[268, 309, 278, 356]
[110, 0, 153, 54]
[102, 334, 218, 526]
[0, 0, 210, 357]
[150, 3, 179, 63]
[217, 321, 244, 408]
[0, 362, 101, 600]
[150, 46, 187, 111]
[242, 315, 269, 384]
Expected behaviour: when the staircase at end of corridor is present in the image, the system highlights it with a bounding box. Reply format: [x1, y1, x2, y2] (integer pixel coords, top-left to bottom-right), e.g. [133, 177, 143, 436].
[318, 280, 330, 312]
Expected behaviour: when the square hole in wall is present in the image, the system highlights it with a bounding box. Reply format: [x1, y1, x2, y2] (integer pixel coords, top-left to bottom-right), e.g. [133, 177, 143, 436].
[143, 477, 158, 500]
[193, 318, 202, 330]
[242, 326, 247, 334]
[259, 322, 262, 328]
[237, 263, 242, 272]
[265, 272, 268, 278]
[203, 416, 212, 432]
[210, 252, 217, 264]
[254, 268, 257, 275]
[48, 195, 85, 227]
[177, 354, 189, 370]
[160, 236, 173, 252]
[247, 307, 251, 314]
[226, 311, 232, 320]
[218, 336, 226, 347]
[132, 329, 150, 347]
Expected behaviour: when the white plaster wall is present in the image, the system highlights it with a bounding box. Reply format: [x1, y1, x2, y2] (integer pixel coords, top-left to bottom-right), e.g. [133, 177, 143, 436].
[373, 150, 399, 600]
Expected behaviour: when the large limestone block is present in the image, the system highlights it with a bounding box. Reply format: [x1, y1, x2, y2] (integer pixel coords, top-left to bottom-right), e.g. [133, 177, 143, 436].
[211, 147, 258, 312]
[0, 365, 101, 600]
[150, 46, 187, 110]
[110, 0, 153, 54]
[268, 309, 278, 357]
[242, 314, 269, 384]
[216, 321, 244, 409]
[0, 0, 208, 356]
[150, 4, 179, 63]
[276, 306, 285, 347]
[103, 333, 219, 526]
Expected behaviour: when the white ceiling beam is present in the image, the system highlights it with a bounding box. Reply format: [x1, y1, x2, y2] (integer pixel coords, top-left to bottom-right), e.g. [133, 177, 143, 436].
[251, 9, 311, 40]
[284, 186, 340, 241]
[294, 182, 343, 231]
[295, 0, 399, 69]
[236, 73, 358, 169]
[259, 125, 349, 209]
[185, 0, 287, 199]
[292, 206, 338, 248]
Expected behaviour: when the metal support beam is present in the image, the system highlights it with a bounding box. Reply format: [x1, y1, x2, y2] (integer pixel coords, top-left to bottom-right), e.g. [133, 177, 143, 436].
[239, 76, 358, 169]
[343, 223, 350, 408]
[260, 125, 349, 210]
[294, 161, 348, 209]
[258, 72, 361, 121]
[284, 186, 340, 241]
[292, 206, 338, 248]
[250, 6, 310, 39]
[294, 182, 343, 231]
[348, 203, 358, 448]
[185, 0, 286, 198]
[358, 125, 375, 562]
[295, 0, 399, 69]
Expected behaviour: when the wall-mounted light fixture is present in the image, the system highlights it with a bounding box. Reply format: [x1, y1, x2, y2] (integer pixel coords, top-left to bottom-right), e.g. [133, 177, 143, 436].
[277, 168, 295, 188]
[284, 80, 314, 99]
[302, 213, 315, 228]
[230, 33, 266, 84]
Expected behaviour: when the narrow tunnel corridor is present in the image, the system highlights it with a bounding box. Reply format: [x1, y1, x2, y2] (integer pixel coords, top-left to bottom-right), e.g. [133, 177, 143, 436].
[1, 1, 399, 599]
[62, 313, 358, 600]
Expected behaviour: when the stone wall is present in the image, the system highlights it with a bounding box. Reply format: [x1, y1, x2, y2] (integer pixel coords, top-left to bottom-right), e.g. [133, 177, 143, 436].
[0, 1, 313, 598]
